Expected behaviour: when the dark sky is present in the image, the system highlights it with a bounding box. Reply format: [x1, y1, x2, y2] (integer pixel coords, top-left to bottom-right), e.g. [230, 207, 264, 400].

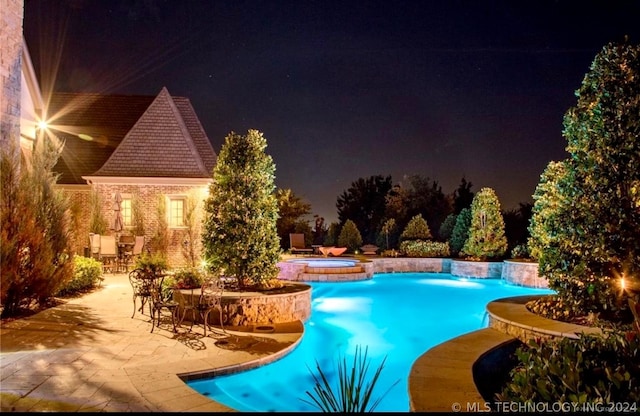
[23, 0, 640, 224]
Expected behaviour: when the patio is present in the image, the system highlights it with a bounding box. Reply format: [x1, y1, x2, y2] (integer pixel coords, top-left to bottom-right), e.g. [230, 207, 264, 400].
[0, 272, 303, 412]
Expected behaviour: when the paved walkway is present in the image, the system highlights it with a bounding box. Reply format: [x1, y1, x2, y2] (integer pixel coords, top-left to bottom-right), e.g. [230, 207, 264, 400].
[0, 273, 303, 412]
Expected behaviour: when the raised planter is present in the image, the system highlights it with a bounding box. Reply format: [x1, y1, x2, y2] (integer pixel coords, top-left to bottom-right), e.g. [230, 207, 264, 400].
[450, 259, 502, 279]
[176, 282, 312, 327]
[501, 259, 548, 288]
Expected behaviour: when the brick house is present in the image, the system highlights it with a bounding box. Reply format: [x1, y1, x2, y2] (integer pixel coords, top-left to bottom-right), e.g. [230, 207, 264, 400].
[48, 87, 217, 267]
[3, 3, 217, 268]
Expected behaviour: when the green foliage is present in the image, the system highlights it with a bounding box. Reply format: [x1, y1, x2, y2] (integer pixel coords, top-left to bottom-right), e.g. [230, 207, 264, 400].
[449, 207, 471, 257]
[438, 213, 457, 242]
[164, 267, 205, 291]
[135, 252, 168, 275]
[149, 194, 169, 258]
[453, 176, 474, 214]
[399, 240, 450, 258]
[301, 345, 400, 412]
[377, 218, 398, 250]
[400, 214, 432, 241]
[276, 188, 312, 249]
[528, 41, 640, 318]
[324, 222, 340, 246]
[497, 331, 640, 404]
[338, 220, 363, 253]
[181, 191, 202, 267]
[202, 130, 281, 289]
[337, 175, 393, 244]
[89, 189, 107, 234]
[510, 244, 530, 260]
[462, 187, 508, 260]
[131, 192, 145, 236]
[56, 256, 103, 296]
[1, 139, 74, 318]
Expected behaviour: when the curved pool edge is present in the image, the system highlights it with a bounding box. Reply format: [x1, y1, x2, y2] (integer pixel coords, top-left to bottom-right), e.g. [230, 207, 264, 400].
[130, 321, 305, 412]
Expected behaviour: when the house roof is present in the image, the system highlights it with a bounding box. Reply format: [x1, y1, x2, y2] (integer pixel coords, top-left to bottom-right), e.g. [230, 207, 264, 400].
[48, 87, 217, 184]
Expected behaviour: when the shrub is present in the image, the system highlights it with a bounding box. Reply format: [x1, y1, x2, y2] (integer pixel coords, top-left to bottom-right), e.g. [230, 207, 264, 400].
[438, 213, 457, 242]
[167, 267, 205, 289]
[449, 207, 471, 257]
[497, 331, 640, 404]
[400, 214, 432, 241]
[338, 219, 363, 253]
[301, 345, 400, 412]
[510, 244, 530, 260]
[462, 187, 508, 260]
[56, 256, 103, 296]
[1, 140, 74, 318]
[135, 252, 168, 275]
[399, 240, 450, 258]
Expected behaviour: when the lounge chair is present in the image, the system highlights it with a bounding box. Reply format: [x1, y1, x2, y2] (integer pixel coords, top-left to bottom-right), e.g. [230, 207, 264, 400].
[289, 233, 313, 255]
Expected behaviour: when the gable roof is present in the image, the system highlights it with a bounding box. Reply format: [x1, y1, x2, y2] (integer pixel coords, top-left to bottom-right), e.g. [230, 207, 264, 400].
[49, 87, 216, 184]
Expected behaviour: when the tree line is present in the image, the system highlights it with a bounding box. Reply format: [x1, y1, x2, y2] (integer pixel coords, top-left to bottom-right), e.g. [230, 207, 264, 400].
[276, 174, 533, 257]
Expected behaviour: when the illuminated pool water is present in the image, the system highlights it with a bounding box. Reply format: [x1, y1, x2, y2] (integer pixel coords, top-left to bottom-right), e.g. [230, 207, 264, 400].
[187, 273, 553, 412]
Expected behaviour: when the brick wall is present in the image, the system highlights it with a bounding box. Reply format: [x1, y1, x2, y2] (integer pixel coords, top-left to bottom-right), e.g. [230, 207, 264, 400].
[62, 182, 209, 268]
[0, 0, 24, 157]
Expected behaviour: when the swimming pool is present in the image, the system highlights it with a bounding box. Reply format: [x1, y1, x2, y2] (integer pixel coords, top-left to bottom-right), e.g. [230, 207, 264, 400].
[186, 272, 553, 412]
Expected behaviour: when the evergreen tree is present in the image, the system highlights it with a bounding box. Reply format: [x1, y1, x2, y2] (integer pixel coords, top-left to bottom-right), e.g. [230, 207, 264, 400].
[202, 130, 281, 289]
[275, 188, 311, 249]
[338, 219, 363, 253]
[449, 207, 471, 257]
[438, 213, 457, 242]
[453, 176, 474, 214]
[1, 139, 73, 317]
[462, 187, 508, 260]
[528, 41, 640, 318]
[400, 214, 432, 242]
[377, 218, 398, 250]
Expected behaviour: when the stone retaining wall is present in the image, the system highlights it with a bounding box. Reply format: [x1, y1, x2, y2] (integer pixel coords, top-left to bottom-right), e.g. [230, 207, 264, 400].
[450, 259, 502, 278]
[372, 257, 451, 273]
[501, 260, 548, 288]
[177, 283, 312, 327]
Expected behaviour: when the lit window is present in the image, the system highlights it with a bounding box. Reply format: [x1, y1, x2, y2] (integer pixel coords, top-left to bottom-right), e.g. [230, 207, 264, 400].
[169, 197, 186, 227]
[122, 198, 132, 227]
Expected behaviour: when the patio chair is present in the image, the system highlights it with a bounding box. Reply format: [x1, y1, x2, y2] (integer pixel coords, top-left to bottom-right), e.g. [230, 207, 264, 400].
[289, 233, 313, 255]
[99, 235, 118, 273]
[173, 288, 199, 332]
[129, 268, 154, 318]
[89, 233, 101, 260]
[197, 277, 227, 337]
[149, 284, 178, 333]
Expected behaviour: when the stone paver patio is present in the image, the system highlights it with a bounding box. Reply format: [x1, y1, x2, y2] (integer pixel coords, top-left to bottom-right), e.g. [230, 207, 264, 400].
[0, 272, 302, 412]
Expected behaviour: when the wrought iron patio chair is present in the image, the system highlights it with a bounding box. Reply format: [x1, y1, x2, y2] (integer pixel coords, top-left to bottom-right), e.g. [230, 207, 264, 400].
[149, 283, 178, 333]
[173, 288, 199, 332]
[129, 268, 154, 318]
[197, 276, 227, 337]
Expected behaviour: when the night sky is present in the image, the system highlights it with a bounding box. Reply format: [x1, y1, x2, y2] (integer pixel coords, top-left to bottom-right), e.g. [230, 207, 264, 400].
[23, 0, 640, 224]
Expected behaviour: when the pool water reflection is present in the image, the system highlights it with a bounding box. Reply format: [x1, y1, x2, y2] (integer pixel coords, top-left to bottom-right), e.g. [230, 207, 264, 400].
[187, 272, 553, 412]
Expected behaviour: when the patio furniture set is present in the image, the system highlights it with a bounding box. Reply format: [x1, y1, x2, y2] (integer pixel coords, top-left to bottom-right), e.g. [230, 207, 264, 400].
[129, 268, 227, 336]
[89, 233, 145, 273]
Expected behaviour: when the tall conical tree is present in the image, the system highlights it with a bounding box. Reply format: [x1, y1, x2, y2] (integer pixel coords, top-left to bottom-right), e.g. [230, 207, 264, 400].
[462, 187, 507, 260]
[528, 41, 640, 318]
[202, 130, 281, 289]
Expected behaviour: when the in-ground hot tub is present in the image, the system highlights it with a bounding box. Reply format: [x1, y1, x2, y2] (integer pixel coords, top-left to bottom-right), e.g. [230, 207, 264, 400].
[278, 257, 374, 282]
